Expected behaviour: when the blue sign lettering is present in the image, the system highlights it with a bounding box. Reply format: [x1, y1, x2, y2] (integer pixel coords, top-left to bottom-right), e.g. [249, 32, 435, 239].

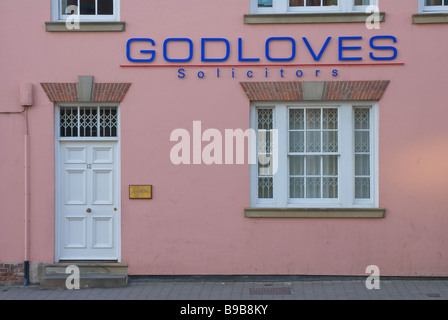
[163, 38, 193, 63]
[338, 36, 363, 61]
[369, 36, 398, 61]
[201, 38, 230, 62]
[238, 38, 260, 62]
[127, 38, 156, 63]
[302, 37, 331, 62]
[126, 36, 398, 64]
[265, 37, 296, 62]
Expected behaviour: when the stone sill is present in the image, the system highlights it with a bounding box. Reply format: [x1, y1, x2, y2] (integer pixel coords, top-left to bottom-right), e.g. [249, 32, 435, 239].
[244, 12, 385, 24]
[244, 208, 385, 218]
[412, 13, 448, 24]
[45, 21, 126, 32]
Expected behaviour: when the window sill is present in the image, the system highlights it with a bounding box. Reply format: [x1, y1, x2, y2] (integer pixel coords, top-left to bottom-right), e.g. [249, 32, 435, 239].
[45, 21, 126, 32]
[412, 13, 448, 24]
[244, 12, 385, 24]
[244, 208, 385, 218]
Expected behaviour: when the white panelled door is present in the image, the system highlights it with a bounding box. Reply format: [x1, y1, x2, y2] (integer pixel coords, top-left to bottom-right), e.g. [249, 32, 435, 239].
[57, 142, 119, 260]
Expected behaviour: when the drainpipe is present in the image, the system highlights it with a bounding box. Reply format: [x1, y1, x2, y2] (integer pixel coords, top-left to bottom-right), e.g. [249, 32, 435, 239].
[20, 83, 33, 286]
[24, 107, 30, 286]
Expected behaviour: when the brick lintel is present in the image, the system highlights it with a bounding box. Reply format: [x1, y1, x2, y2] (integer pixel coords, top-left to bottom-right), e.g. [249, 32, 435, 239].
[240, 80, 390, 102]
[41, 80, 131, 103]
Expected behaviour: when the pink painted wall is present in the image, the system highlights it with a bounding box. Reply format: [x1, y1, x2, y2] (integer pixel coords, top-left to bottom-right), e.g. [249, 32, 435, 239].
[1, 0, 448, 276]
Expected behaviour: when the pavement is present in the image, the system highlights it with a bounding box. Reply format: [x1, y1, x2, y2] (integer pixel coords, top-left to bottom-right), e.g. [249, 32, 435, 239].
[1, 276, 448, 301]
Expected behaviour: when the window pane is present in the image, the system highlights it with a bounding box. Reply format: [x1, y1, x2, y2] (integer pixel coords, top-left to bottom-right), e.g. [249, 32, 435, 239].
[60, 107, 78, 137]
[323, 156, 338, 199]
[258, 154, 273, 176]
[306, 177, 321, 198]
[80, 0, 96, 15]
[79, 107, 98, 137]
[355, 177, 370, 199]
[258, 177, 273, 199]
[290, 156, 305, 175]
[323, 177, 338, 198]
[258, 0, 273, 7]
[289, 109, 304, 153]
[290, 155, 305, 198]
[100, 107, 118, 137]
[258, 130, 272, 153]
[322, 0, 338, 5]
[289, 0, 305, 6]
[323, 155, 338, 175]
[306, 109, 321, 129]
[62, 0, 78, 15]
[354, 0, 370, 5]
[290, 177, 305, 198]
[289, 131, 304, 153]
[289, 109, 304, 130]
[307, 0, 321, 6]
[306, 155, 320, 176]
[306, 131, 321, 152]
[354, 108, 370, 129]
[355, 131, 370, 153]
[98, 0, 114, 15]
[322, 131, 338, 153]
[426, 0, 443, 5]
[258, 109, 273, 130]
[323, 109, 338, 129]
[355, 154, 370, 176]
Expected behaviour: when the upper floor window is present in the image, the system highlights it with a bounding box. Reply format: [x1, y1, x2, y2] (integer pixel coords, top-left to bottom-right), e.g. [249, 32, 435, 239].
[421, 0, 448, 12]
[252, 0, 377, 14]
[53, 0, 120, 21]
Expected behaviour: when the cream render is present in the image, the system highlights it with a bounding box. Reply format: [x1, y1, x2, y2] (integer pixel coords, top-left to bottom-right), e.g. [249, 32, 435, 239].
[1, 0, 448, 286]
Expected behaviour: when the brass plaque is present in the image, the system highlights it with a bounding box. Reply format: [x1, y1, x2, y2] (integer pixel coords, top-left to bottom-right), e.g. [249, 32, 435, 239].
[129, 185, 152, 199]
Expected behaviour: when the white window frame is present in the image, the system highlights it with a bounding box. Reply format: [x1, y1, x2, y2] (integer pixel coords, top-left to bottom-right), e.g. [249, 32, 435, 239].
[51, 0, 120, 22]
[419, 0, 448, 13]
[250, 0, 378, 14]
[250, 102, 379, 209]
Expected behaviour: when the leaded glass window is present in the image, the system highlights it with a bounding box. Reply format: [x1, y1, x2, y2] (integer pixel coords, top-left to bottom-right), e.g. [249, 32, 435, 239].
[251, 103, 377, 208]
[257, 108, 274, 199]
[289, 108, 339, 199]
[354, 108, 371, 199]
